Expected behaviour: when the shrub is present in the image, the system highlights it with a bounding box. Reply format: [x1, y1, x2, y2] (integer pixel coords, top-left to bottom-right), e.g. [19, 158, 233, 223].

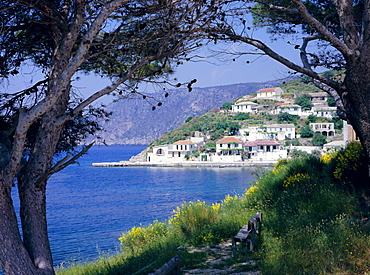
[169, 200, 225, 245]
[119, 221, 170, 254]
[326, 142, 369, 190]
[312, 132, 327, 146]
[233, 112, 250, 121]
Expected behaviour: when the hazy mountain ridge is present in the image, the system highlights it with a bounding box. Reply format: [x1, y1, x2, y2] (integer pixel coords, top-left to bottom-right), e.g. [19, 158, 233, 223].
[93, 80, 286, 145]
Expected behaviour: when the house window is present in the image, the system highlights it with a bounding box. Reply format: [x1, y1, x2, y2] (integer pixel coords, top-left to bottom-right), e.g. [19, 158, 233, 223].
[220, 144, 222, 148]
[156, 149, 164, 155]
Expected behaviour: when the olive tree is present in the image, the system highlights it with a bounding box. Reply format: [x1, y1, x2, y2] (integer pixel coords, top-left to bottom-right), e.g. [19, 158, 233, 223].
[206, 0, 370, 181]
[0, 1, 218, 274]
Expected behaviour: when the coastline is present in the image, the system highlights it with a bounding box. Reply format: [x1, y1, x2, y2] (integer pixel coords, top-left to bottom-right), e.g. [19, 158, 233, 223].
[92, 161, 275, 168]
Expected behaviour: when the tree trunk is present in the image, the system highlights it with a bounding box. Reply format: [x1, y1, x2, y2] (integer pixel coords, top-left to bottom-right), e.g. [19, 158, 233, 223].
[0, 181, 41, 275]
[16, 91, 70, 275]
[343, 49, 370, 181]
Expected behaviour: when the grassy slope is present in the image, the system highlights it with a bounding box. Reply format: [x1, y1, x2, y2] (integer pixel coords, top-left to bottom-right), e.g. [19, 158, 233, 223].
[58, 142, 370, 275]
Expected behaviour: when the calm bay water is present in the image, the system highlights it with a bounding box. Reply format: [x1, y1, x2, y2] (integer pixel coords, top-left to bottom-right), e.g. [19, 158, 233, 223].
[12, 145, 257, 267]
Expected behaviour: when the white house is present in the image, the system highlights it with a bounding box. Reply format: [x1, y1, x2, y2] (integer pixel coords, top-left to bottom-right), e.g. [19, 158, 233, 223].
[308, 92, 328, 105]
[169, 140, 196, 158]
[147, 145, 170, 162]
[244, 140, 287, 161]
[265, 124, 296, 140]
[310, 123, 336, 136]
[312, 106, 337, 119]
[231, 101, 259, 113]
[214, 136, 244, 162]
[238, 126, 268, 141]
[256, 87, 285, 99]
[276, 104, 306, 116]
[147, 140, 197, 162]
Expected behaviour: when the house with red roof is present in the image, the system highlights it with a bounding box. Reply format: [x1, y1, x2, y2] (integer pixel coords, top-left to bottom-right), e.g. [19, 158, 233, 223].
[256, 87, 284, 99]
[214, 136, 244, 162]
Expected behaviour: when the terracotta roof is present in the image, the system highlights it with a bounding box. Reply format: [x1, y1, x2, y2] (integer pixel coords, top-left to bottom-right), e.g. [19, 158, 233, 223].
[216, 136, 243, 144]
[257, 87, 278, 93]
[244, 141, 280, 146]
[173, 140, 195, 145]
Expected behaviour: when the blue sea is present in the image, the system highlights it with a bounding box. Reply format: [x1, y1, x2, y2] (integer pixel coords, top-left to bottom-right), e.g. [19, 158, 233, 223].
[12, 145, 257, 268]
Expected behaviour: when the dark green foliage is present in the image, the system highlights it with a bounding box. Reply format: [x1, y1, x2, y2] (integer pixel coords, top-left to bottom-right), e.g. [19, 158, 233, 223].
[185, 117, 193, 123]
[277, 112, 298, 124]
[311, 132, 327, 146]
[327, 95, 336, 106]
[233, 112, 250, 120]
[300, 124, 314, 138]
[326, 142, 370, 191]
[284, 139, 301, 146]
[294, 94, 313, 110]
[222, 102, 232, 110]
[332, 117, 344, 129]
[307, 114, 318, 123]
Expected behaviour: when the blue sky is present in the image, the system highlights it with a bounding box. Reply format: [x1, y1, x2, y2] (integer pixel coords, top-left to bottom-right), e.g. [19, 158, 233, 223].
[6, 27, 305, 103]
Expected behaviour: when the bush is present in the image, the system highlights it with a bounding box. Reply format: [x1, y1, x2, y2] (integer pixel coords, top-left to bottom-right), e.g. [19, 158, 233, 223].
[312, 132, 327, 146]
[59, 143, 370, 275]
[294, 94, 313, 110]
[233, 112, 250, 121]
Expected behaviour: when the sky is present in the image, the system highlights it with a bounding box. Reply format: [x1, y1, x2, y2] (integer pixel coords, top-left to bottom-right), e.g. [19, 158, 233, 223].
[5, 26, 306, 105]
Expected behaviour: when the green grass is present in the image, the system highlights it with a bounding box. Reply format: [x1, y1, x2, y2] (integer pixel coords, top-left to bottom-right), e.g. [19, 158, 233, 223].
[58, 142, 370, 275]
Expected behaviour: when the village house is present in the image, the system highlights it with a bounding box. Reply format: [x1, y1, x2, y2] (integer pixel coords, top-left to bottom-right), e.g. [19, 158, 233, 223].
[256, 87, 285, 99]
[239, 124, 296, 141]
[310, 122, 336, 136]
[147, 140, 198, 162]
[213, 136, 244, 162]
[275, 104, 309, 117]
[244, 140, 288, 161]
[311, 106, 337, 119]
[238, 126, 267, 141]
[231, 101, 259, 113]
[308, 92, 328, 105]
[265, 124, 296, 140]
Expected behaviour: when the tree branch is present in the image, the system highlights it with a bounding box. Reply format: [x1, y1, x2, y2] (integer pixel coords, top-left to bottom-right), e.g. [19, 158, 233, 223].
[219, 31, 341, 91]
[290, 0, 356, 58]
[34, 142, 94, 187]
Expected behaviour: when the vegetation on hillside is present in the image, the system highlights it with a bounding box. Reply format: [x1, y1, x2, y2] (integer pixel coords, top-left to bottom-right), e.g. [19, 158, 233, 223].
[58, 142, 370, 274]
[150, 76, 342, 148]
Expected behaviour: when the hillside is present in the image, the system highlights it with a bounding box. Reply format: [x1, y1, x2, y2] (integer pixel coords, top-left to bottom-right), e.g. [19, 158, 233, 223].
[90, 80, 288, 145]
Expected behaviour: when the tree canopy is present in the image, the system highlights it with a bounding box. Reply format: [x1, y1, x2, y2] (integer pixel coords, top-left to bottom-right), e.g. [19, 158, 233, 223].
[204, 0, 370, 181]
[0, 1, 219, 274]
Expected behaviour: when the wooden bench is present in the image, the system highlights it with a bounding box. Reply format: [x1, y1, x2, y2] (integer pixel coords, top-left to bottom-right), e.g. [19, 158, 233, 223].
[232, 212, 262, 253]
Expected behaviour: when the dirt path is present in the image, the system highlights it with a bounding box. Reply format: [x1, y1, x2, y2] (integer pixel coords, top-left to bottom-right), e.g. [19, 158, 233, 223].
[182, 240, 261, 275]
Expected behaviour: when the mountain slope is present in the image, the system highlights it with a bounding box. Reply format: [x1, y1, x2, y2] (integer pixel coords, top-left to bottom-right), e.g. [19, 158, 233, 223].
[93, 80, 286, 145]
